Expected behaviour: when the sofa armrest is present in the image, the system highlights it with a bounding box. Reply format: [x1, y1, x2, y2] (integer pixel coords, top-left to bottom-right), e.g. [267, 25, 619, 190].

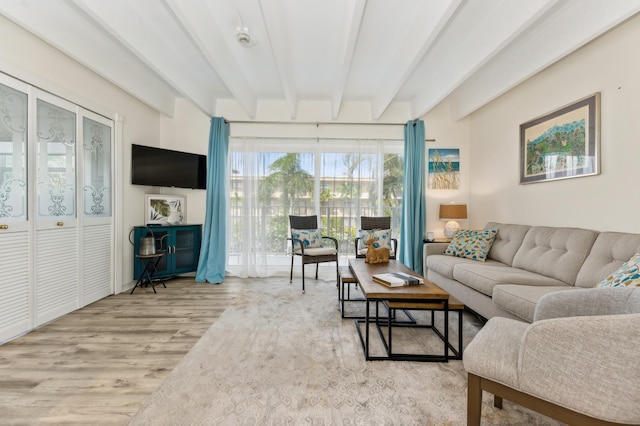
[424, 242, 448, 256]
[518, 313, 640, 423]
[423, 242, 449, 276]
[533, 287, 640, 321]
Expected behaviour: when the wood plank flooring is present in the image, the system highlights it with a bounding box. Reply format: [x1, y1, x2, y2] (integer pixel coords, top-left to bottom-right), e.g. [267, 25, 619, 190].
[0, 276, 246, 425]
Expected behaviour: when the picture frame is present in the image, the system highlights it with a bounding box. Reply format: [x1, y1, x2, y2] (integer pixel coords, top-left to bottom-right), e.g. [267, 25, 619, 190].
[520, 93, 600, 184]
[428, 148, 460, 189]
[145, 194, 186, 225]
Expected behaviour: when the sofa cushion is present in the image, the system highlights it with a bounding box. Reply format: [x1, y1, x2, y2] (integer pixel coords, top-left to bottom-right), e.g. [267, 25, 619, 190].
[484, 222, 531, 266]
[426, 254, 504, 280]
[453, 264, 567, 297]
[596, 253, 640, 288]
[575, 231, 640, 288]
[511, 226, 598, 285]
[493, 285, 577, 322]
[444, 229, 497, 262]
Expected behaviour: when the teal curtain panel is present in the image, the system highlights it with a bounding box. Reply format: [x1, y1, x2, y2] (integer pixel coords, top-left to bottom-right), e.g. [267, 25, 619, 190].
[399, 120, 426, 274]
[196, 117, 229, 283]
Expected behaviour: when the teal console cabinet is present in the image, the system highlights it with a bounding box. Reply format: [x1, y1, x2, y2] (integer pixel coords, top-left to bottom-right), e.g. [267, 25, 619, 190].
[133, 224, 202, 280]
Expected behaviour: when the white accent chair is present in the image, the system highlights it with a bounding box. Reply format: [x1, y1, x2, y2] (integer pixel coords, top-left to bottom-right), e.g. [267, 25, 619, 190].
[464, 287, 640, 425]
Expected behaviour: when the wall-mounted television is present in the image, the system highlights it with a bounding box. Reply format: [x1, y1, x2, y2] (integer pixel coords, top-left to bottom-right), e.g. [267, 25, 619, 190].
[131, 144, 207, 190]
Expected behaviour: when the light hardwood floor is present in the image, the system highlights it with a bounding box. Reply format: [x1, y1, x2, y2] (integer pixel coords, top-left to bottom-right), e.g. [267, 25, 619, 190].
[0, 276, 246, 425]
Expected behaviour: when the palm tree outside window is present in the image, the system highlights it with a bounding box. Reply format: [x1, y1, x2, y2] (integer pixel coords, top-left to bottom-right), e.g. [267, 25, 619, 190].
[227, 138, 403, 278]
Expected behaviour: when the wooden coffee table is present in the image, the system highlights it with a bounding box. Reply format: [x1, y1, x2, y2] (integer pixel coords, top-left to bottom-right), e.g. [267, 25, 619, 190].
[349, 258, 453, 362]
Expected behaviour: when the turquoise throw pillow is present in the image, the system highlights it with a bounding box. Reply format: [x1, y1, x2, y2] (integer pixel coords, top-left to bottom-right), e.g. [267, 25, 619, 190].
[444, 229, 497, 262]
[291, 228, 322, 251]
[596, 253, 640, 288]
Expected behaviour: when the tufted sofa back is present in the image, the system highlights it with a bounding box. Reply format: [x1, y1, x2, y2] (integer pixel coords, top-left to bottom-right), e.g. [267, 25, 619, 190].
[511, 226, 599, 285]
[483, 222, 531, 266]
[574, 231, 640, 288]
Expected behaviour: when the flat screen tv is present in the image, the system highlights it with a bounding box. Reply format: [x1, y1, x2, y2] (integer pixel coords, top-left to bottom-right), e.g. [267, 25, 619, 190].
[131, 144, 207, 189]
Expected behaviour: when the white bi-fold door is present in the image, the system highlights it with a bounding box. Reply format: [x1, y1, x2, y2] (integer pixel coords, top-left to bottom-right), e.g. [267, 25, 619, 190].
[0, 73, 114, 342]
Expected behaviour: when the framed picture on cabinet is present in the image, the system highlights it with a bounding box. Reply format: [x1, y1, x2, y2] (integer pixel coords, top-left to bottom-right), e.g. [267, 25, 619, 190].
[145, 194, 186, 225]
[520, 93, 600, 184]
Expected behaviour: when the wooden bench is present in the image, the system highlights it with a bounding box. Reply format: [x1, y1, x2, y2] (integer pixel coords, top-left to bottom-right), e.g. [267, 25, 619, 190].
[338, 267, 364, 319]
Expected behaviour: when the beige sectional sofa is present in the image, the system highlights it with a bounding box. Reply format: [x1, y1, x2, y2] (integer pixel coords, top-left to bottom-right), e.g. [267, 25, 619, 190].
[424, 222, 640, 322]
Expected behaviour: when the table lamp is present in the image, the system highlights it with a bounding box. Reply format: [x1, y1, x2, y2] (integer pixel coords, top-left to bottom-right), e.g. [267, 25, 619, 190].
[439, 204, 467, 239]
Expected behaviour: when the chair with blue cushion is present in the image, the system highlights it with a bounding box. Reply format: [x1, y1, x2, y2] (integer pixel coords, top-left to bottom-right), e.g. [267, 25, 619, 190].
[355, 216, 398, 259]
[288, 215, 339, 293]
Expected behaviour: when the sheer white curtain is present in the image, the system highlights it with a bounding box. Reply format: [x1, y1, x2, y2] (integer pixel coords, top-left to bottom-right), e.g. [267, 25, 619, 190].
[226, 137, 403, 278]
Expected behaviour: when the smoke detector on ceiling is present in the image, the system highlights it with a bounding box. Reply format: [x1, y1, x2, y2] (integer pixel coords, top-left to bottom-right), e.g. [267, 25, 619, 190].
[236, 27, 256, 47]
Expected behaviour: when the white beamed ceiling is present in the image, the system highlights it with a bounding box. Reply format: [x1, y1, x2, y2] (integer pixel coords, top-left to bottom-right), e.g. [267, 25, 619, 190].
[1, 0, 639, 121]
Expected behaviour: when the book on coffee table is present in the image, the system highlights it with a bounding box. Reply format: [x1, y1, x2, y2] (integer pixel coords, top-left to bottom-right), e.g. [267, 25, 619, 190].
[372, 272, 424, 287]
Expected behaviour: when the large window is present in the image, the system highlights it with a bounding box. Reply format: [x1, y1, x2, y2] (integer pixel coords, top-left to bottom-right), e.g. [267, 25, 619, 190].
[228, 137, 403, 277]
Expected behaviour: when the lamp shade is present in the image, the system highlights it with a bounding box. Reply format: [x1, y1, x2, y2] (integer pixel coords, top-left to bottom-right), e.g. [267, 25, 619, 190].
[439, 204, 467, 220]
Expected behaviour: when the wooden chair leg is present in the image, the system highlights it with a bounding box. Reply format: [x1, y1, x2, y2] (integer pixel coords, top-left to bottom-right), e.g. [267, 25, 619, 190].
[315, 262, 319, 279]
[302, 262, 305, 294]
[467, 373, 482, 426]
[494, 395, 503, 409]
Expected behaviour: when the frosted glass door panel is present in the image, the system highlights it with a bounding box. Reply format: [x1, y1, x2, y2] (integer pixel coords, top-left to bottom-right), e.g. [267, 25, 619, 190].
[81, 113, 113, 305]
[0, 81, 28, 224]
[34, 95, 79, 326]
[83, 116, 111, 217]
[36, 99, 76, 220]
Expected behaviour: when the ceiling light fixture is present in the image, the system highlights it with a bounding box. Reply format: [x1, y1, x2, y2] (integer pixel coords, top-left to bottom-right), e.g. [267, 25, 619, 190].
[235, 11, 256, 47]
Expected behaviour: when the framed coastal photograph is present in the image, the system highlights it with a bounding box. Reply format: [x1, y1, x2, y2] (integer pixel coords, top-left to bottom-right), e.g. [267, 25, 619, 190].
[520, 93, 600, 184]
[428, 148, 460, 189]
[145, 194, 186, 225]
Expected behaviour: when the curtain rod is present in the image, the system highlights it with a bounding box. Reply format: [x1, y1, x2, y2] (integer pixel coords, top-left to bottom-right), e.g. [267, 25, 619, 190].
[225, 120, 436, 142]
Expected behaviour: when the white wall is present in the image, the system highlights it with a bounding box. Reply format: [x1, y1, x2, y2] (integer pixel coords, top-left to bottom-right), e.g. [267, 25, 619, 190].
[421, 101, 471, 238]
[159, 99, 211, 226]
[0, 15, 162, 290]
[468, 13, 640, 233]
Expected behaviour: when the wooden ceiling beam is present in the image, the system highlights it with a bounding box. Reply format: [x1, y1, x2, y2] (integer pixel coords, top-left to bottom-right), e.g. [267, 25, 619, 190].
[409, 0, 560, 119]
[330, 0, 366, 120]
[166, 0, 258, 118]
[259, 0, 297, 119]
[71, 0, 218, 116]
[0, 0, 178, 116]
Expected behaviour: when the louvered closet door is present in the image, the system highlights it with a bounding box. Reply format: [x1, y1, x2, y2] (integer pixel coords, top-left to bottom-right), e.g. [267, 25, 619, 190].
[80, 112, 113, 305]
[0, 75, 30, 342]
[34, 93, 79, 326]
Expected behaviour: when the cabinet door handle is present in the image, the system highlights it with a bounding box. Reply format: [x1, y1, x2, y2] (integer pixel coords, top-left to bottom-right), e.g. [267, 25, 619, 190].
[0, 224, 8, 230]
[56, 221, 64, 227]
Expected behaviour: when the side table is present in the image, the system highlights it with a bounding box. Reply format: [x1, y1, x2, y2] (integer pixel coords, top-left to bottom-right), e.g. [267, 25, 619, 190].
[131, 252, 167, 294]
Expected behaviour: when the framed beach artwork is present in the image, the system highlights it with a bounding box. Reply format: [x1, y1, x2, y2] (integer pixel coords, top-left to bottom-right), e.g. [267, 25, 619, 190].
[428, 148, 460, 189]
[520, 93, 600, 184]
[145, 194, 186, 225]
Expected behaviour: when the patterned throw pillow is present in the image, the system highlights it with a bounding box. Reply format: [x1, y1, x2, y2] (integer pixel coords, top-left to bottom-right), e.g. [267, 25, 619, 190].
[291, 229, 322, 251]
[596, 253, 640, 288]
[358, 229, 392, 251]
[444, 229, 498, 262]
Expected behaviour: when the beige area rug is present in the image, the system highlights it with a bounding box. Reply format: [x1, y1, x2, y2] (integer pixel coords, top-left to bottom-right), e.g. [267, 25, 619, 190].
[129, 276, 561, 425]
